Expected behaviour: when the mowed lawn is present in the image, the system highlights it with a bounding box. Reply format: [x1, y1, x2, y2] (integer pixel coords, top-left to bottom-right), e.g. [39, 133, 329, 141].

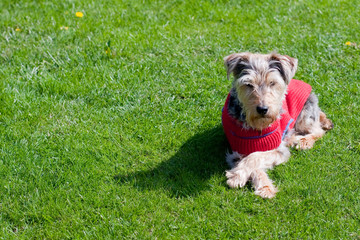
[1, 0, 359, 238]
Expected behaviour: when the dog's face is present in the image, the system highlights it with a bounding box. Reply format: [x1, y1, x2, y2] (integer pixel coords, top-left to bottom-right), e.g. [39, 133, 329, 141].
[225, 52, 298, 130]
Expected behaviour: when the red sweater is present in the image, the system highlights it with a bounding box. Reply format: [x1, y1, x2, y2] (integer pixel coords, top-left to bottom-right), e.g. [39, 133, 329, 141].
[222, 79, 312, 155]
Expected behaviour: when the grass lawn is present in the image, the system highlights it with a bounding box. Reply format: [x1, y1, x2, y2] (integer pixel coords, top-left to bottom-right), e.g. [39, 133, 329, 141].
[1, 0, 360, 238]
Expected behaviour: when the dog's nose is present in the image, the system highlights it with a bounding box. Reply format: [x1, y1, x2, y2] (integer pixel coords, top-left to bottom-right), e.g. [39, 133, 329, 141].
[256, 106, 268, 115]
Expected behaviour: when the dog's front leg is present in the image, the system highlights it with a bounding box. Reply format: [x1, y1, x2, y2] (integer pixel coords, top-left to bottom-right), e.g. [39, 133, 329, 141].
[251, 169, 277, 198]
[226, 143, 290, 189]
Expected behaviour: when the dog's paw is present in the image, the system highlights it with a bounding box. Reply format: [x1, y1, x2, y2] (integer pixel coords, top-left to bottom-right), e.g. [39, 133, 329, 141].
[320, 112, 334, 131]
[321, 119, 334, 131]
[254, 185, 278, 199]
[296, 137, 315, 150]
[226, 169, 249, 188]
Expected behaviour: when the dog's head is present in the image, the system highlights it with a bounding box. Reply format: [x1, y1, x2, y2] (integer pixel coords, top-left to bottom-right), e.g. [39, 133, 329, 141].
[224, 52, 298, 130]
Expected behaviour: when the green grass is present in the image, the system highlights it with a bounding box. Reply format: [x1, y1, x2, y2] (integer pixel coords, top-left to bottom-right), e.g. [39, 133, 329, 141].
[1, 0, 360, 238]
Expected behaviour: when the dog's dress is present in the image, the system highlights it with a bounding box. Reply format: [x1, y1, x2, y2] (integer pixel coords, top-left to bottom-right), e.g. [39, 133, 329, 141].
[222, 79, 312, 156]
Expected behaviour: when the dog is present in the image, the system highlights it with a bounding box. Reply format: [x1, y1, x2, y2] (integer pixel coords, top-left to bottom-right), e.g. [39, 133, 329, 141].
[222, 52, 333, 198]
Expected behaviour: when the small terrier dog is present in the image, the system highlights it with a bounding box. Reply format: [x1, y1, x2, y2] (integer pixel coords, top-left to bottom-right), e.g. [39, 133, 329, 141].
[222, 52, 333, 198]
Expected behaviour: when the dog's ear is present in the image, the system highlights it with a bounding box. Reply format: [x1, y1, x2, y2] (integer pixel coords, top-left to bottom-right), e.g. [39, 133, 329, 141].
[224, 52, 251, 80]
[269, 53, 298, 84]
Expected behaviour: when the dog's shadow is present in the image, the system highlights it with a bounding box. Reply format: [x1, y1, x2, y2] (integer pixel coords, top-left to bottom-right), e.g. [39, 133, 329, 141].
[115, 125, 229, 198]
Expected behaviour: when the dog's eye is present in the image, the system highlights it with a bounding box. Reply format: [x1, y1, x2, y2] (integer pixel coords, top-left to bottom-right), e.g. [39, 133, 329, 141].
[245, 84, 254, 88]
[270, 81, 276, 87]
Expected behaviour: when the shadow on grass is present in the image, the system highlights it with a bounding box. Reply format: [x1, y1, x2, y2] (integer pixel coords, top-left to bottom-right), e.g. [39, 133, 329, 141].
[115, 125, 230, 198]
